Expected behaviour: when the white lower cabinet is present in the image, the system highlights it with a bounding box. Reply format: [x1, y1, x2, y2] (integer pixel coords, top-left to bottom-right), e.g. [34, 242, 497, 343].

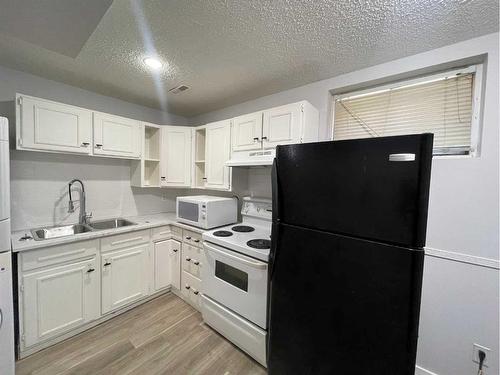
[154, 238, 181, 291]
[101, 244, 150, 314]
[22, 257, 99, 348]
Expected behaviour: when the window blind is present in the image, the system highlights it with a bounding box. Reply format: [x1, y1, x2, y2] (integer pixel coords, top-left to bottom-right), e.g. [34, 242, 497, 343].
[333, 72, 475, 155]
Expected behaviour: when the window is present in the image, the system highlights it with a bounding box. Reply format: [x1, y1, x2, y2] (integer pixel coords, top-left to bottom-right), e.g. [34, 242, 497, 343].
[332, 65, 482, 156]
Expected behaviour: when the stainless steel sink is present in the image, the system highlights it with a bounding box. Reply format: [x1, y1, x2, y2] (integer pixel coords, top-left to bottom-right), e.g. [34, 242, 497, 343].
[31, 224, 93, 241]
[88, 218, 137, 230]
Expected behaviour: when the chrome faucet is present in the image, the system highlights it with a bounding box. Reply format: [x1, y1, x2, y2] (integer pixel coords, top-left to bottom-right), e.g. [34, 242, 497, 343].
[68, 179, 92, 224]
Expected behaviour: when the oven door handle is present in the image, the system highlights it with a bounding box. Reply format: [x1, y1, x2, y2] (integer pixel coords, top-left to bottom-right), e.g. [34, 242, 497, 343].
[204, 243, 268, 270]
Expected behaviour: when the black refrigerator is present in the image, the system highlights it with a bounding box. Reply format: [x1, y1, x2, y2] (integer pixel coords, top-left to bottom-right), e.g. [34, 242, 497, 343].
[267, 134, 433, 375]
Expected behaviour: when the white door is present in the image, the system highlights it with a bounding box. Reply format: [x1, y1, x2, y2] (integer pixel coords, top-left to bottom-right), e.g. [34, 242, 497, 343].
[170, 240, 181, 290]
[93, 112, 141, 159]
[153, 239, 181, 291]
[161, 127, 191, 187]
[205, 120, 231, 190]
[22, 257, 99, 348]
[231, 112, 263, 152]
[262, 103, 302, 149]
[17, 95, 92, 154]
[101, 244, 149, 314]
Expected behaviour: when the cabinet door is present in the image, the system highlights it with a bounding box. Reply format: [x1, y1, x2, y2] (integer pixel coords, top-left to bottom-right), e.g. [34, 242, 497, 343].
[101, 244, 149, 314]
[262, 103, 302, 149]
[160, 126, 191, 187]
[231, 112, 263, 152]
[205, 120, 231, 190]
[93, 112, 141, 159]
[17, 95, 92, 154]
[22, 257, 99, 348]
[153, 239, 181, 291]
[170, 240, 181, 290]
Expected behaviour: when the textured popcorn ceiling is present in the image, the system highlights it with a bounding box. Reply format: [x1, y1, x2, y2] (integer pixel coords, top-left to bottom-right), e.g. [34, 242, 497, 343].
[0, 0, 497, 117]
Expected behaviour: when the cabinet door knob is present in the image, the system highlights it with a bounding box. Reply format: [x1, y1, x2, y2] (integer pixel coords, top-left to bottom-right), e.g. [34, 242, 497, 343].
[193, 290, 199, 295]
[186, 257, 191, 261]
[261, 136, 268, 140]
[193, 261, 199, 265]
[103, 261, 111, 267]
[95, 143, 103, 148]
[81, 142, 90, 147]
[194, 239, 200, 243]
[161, 176, 166, 180]
[185, 236, 191, 240]
[173, 249, 178, 253]
[87, 268, 95, 273]
[253, 137, 260, 142]
[185, 285, 191, 290]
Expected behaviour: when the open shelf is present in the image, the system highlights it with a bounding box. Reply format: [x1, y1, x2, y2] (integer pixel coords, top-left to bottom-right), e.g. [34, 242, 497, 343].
[194, 128, 207, 188]
[144, 126, 161, 160]
[144, 160, 160, 187]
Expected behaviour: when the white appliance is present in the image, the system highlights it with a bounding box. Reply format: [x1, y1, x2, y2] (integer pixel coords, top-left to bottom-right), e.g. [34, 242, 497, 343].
[176, 195, 237, 229]
[0, 117, 15, 375]
[201, 197, 272, 367]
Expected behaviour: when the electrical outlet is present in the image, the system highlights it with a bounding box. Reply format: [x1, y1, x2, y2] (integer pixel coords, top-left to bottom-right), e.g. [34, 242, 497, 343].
[472, 343, 491, 367]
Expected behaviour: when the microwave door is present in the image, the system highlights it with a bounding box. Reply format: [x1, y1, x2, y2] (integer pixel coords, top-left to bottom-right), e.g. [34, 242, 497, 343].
[178, 201, 200, 224]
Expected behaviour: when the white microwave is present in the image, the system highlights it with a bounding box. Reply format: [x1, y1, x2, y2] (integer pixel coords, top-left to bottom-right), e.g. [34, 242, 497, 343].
[176, 195, 238, 229]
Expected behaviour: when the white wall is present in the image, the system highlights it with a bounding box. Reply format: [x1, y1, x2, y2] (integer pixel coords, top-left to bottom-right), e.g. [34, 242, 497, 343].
[191, 33, 500, 375]
[0, 64, 189, 231]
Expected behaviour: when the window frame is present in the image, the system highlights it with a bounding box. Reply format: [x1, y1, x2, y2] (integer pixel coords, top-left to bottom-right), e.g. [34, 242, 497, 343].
[330, 64, 484, 158]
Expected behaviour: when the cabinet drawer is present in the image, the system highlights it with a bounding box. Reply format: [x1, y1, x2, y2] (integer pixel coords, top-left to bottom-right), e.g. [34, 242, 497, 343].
[183, 230, 202, 247]
[101, 229, 150, 253]
[181, 271, 201, 310]
[152, 225, 171, 242]
[182, 244, 203, 279]
[20, 239, 98, 271]
[171, 225, 183, 240]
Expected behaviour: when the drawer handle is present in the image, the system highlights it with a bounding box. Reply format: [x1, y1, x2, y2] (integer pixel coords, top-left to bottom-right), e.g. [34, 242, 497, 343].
[111, 236, 143, 245]
[37, 248, 87, 262]
[173, 249, 178, 253]
[186, 257, 191, 261]
[95, 143, 103, 148]
[103, 262, 111, 267]
[193, 290, 199, 295]
[193, 261, 200, 265]
[87, 268, 95, 273]
[185, 285, 191, 290]
[261, 136, 268, 140]
[81, 142, 90, 147]
[185, 236, 192, 240]
[194, 239, 200, 243]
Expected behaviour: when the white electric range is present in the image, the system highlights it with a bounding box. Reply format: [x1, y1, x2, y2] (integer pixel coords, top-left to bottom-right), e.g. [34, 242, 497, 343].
[201, 196, 272, 367]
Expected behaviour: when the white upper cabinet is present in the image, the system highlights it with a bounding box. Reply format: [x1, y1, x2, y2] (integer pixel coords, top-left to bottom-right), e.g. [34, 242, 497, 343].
[161, 126, 192, 187]
[93, 112, 141, 159]
[262, 103, 302, 149]
[16, 94, 92, 154]
[229, 101, 319, 154]
[205, 120, 231, 190]
[232, 112, 263, 152]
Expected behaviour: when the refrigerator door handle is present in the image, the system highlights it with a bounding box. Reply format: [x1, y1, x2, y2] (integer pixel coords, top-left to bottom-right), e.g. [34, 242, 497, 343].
[389, 153, 416, 161]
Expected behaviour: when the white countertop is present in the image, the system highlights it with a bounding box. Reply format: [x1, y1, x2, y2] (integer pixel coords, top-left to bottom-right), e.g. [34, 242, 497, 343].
[11, 212, 205, 253]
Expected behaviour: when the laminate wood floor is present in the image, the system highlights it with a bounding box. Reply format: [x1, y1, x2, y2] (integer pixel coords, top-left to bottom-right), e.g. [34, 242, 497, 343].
[16, 293, 267, 375]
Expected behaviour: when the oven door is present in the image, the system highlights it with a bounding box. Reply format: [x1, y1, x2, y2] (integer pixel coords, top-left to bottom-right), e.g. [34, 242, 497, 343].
[202, 241, 268, 329]
[176, 199, 202, 227]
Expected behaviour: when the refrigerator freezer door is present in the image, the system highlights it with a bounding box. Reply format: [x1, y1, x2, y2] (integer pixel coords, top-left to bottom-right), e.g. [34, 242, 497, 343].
[0, 252, 15, 375]
[274, 134, 433, 247]
[267, 223, 424, 375]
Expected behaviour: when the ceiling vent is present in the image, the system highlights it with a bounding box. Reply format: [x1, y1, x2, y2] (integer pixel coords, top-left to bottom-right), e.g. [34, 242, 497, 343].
[168, 85, 189, 94]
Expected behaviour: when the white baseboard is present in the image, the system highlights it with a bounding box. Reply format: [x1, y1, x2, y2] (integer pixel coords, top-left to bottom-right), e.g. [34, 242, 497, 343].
[416, 365, 439, 375]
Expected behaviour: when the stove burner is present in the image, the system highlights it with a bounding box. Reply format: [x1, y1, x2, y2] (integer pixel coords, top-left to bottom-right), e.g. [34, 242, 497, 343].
[247, 239, 271, 249]
[232, 225, 255, 233]
[213, 230, 233, 237]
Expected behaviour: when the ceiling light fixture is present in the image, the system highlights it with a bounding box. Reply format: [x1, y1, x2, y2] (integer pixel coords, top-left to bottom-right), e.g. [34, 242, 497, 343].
[143, 57, 162, 69]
